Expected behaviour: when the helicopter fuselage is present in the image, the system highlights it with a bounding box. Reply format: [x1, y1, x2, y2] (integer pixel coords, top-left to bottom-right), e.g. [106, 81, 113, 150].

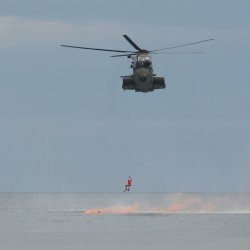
[61, 34, 213, 93]
[122, 53, 165, 93]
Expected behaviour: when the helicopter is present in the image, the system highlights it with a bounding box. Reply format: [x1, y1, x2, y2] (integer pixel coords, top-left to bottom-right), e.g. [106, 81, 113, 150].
[61, 34, 213, 93]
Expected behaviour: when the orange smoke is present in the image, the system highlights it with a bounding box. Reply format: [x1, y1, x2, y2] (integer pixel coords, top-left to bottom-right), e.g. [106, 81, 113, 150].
[83, 195, 218, 215]
[84, 203, 141, 215]
[158, 195, 216, 213]
[165, 203, 182, 213]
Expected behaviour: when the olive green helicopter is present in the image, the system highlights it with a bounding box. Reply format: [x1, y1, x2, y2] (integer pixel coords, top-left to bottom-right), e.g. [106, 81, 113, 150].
[61, 34, 213, 93]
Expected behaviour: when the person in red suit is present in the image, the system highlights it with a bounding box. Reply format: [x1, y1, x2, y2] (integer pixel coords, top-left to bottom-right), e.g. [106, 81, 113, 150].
[124, 176, 132, 192]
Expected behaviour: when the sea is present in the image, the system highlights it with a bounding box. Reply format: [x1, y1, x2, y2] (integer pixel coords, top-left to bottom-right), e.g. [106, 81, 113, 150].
[0, 192, 250, 250]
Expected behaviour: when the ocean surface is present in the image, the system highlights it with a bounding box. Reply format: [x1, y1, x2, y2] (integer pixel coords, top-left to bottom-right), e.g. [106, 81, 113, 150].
[0, 192, 250, 250]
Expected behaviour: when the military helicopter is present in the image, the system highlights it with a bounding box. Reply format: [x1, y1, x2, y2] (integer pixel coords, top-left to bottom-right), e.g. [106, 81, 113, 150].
[61, 35, 213, 93]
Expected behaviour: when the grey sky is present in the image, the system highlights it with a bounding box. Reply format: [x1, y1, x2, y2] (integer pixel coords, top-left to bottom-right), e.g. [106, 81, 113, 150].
[0, 0, 250, 192]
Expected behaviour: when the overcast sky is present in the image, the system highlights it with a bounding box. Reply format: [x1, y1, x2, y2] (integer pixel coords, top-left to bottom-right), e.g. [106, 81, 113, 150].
[0, 0, 250, 192]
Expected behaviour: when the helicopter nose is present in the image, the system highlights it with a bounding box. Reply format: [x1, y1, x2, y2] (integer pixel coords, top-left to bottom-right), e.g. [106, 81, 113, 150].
[139, 77, 147, 82]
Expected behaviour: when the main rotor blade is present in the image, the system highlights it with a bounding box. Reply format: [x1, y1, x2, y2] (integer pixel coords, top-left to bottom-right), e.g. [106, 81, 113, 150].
[61, 45, 135, 53]
[150, 39, 214, 52]
[123, 34, 142, 51]
[110, 53, 137, 57]
[151, 51, 204, 55]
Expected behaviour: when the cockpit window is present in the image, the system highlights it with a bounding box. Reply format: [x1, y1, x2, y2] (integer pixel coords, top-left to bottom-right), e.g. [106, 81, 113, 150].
[138, 56, 151, 62]
[135, 55, 152, 68]
[136, 60, 151, 68]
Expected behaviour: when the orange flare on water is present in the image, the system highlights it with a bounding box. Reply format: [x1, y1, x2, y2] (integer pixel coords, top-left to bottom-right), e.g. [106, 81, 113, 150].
[84, 203, 141, 215]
